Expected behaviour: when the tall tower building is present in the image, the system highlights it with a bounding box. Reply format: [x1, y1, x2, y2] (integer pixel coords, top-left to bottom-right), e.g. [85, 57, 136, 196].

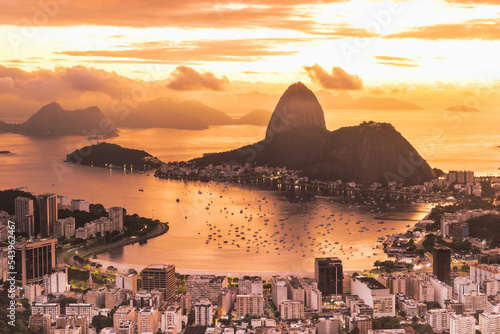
[15, 197, 34, 236]
[37, 194, 58, 237]
[108, 207, 124, 232]
[433, 246, 451, 284]
[141, 264, 176, 300]
[14, 238, 57, 288]
[315, 257, 343, 302]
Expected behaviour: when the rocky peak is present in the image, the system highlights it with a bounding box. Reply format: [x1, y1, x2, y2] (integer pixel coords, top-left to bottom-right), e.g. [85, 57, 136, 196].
[266, 82, 326, 138]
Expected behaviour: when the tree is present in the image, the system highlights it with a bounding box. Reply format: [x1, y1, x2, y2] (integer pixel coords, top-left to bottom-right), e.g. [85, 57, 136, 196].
[350, 327, 360, 334]
[92, 315, 113, 333]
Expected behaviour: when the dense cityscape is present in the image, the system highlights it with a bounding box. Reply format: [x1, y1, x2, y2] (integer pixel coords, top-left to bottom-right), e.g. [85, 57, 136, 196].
[1, 168, 500, 334]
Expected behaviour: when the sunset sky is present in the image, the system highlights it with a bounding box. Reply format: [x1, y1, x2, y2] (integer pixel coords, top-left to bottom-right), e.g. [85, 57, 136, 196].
[1, 0, 500, 117]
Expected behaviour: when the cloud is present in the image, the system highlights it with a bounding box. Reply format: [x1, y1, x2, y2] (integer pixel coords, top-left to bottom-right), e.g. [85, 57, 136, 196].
[304, 64, 363, 90]
[385, 18, 500, 40]
[0, 0, 352, 35]
[56, 38, 305, 63]
[443, 0, 500, 4]
[0, 65, 148, 101]
[166, 66, 228, 91]
[376, 62, 418, 68]
[371, 55, 418, 67]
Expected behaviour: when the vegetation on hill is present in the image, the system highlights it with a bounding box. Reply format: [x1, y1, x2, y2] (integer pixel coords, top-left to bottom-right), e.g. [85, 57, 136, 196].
[468, 214, 500, 247]
[65, 142, 162, 170]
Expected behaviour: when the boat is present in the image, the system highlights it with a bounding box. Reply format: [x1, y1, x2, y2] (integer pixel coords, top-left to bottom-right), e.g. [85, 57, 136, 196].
[138, 189, 144, 192]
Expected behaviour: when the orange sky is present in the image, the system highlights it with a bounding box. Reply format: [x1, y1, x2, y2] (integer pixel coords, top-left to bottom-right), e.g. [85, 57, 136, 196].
[1, 0, 500, 117]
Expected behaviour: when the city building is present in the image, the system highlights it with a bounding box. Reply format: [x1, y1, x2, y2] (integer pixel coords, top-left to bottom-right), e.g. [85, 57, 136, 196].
[14, 238, 57, 288]
[141, 264, 176, 300]
[194, 299, 213, 326]
[29, 314, 51, 334]
[450, 314, 475, 334]
[161, 306, 183, 332]
[44, 267, 68, 294]
[463, 291, 487, 312]
[116, 272, 138, 295]
[347, 314, 373, 334]
[187, 275, 228, 303]
[113, 306, 137, 329]
[55, 316, 89, 334]
[433, 246, 451, 284]
[71, 199, 89, 212]
[54, 217, 75, 239]
[300, 277, 322, 312]
[271, 276, 288, 308]
[25, 283, 42, 304]
[286, 275, 305, 304]
[137, 307, 160, 333]
[31, 303, 60, 322]
[479, 312, 500, 334]
[15, 196, 34, 236]
[315, 257, 343, 302]
[37, 194, 58, 237]
[280, 300, 304, 320]
[426, 308, 456, 333]
[108, 207, 124, 232]
[351, 276, 395, 317]
[218, 287, 234, 316]
[238, 276, 263, 296]
[65, 304, 94, 324]
[317, 318, 339, 334]
[235, 294, 265, 318]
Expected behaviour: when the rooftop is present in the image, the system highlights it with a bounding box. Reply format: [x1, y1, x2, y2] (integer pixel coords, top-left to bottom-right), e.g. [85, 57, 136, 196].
[354, 276, 388, 290]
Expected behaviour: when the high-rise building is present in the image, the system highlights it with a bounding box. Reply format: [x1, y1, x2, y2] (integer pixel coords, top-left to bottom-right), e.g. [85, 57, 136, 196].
[271, 276, 288, 308]
[14, 238, 57, 288]
[54, 217, 75, 239]
[37, 194, 58, 237]
[286, 275, 305, 304]
[141, 264, 176, 300]
[137, 307, 160, 333]
[55, 316, 89, 334]
[15, 197, 34, 236]
[426, 308, 456, 333]
[433, 246, 451, 284]
[194, 299, 213, 326]
[43, 267, 68, 294]
[116, 273, 138, 295]
[108, 207, 124, 232]
[317, 318, 339, 334]
[315, 257, 343, 302]
[238, 276, 263, 296]
[351, 276, 395, 317]
[450, 314, 475, 334]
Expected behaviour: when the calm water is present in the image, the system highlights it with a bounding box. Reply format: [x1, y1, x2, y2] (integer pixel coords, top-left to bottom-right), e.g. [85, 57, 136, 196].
[0, 108, 498, 275]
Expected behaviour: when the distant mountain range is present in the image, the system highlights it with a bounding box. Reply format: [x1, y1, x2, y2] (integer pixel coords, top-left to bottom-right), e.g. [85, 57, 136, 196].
[0, 102, 116, 136]
[192, 82, 435, 185]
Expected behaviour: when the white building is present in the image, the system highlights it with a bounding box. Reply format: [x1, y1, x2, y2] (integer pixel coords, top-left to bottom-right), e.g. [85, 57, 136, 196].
[54, 217, 75, 239]
[25, 284, 42, 304]
[65, 304, 94, 324]
[194, 299, 213, 326]
[235, 294, 265, 318]
[161, 306, 183, 332]
[479, 313, 500, 334]
[44, 268, 68, 294]
[430, 276, 453, 308]
[31, 303, 60, 322]
[116, 273, 138, 294]
[450, 314, 475, 334]
[351, 276, 395, 317]
[280, 300, 304, 320]
[426, 308, 456, 333]
[75, 227, 87, 240]
[271, 276, 288, 308]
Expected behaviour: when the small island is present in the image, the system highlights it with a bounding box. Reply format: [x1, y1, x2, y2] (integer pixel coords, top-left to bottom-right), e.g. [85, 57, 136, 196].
[445, 104, 480, 112]
[66, 142, 163, 170]
[0, 150, 11, 154]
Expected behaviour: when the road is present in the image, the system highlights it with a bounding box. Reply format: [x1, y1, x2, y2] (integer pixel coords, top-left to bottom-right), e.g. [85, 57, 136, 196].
[57, 222, 167, 268]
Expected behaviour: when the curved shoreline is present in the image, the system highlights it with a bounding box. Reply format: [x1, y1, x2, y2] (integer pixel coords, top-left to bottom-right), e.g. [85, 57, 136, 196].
[57, 222, 168, 268]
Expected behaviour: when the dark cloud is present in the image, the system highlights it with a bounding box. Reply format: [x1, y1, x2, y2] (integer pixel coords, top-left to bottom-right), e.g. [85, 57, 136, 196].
[304, 64, 363, 90]
[166, 66, 228, 91]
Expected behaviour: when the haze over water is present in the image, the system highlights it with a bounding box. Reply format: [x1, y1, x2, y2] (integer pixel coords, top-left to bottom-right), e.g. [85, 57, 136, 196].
[1, 108, 498, 275]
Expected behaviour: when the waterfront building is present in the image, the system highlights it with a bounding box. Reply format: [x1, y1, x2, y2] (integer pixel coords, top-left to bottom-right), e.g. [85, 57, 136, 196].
[315, 257, 343, 302]
[141, 264, 176, 300]
[37, 194, 58, 237]
[14, 238, 57, 288]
